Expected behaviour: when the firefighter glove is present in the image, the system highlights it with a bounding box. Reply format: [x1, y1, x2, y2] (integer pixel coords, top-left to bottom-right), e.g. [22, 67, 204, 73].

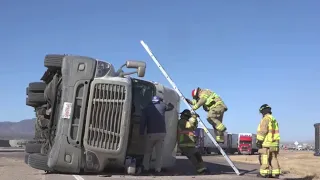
[191, 112, 200, 118]
[186, 98, 193, 105]
[256, 140, 263, 149]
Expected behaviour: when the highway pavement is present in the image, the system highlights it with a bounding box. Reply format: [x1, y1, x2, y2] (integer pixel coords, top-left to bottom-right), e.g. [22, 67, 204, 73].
[0, 152, 298, 180]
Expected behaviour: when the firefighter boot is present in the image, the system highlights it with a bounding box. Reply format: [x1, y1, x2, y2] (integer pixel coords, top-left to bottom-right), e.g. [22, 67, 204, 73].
[256, 173, 270, 178]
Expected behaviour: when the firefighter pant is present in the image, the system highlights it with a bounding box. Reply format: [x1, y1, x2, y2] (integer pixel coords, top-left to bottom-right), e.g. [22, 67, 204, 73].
[207, 106, 227, 143]
[179, 147, 207, 173]
[258, 147, 281, 177]
[142, 133, 166, 172]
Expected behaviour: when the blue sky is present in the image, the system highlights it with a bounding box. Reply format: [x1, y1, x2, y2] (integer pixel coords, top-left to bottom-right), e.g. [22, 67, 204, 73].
[0, 1, 319, 142]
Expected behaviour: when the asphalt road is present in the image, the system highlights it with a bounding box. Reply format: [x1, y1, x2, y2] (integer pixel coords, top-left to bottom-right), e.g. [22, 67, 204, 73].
[0, 152, 298, 180]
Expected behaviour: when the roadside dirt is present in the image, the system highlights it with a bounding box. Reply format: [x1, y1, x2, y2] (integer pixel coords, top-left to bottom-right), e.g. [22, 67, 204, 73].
[228, 151, 320, 179]
[0, 157, 44, 180]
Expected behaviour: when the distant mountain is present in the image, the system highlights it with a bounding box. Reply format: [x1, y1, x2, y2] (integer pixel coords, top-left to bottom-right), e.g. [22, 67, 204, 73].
[0, 119, 35, 140]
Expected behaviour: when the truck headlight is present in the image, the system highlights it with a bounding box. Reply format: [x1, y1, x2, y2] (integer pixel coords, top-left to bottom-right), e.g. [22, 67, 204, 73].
[95, 61, 111, 78]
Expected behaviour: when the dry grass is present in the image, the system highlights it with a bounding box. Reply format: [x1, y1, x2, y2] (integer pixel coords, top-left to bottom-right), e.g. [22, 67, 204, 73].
[229, 151, 320, 179]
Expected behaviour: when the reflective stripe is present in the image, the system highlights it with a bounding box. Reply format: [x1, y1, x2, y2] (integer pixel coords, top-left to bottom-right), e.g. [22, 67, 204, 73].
[199, 89, 212, 99]
[204, 92, 217, 107]
[260, 169, 270, 176]
[191, 99, 197, 105]
[189, 117, 197, 124]
[257, 134, 265, 141]
[193, 105, 199, 110]
[179, 143, 196, 147]
[260, 151, 271, 175]
[215, 124, 226, 131]
[216, 136, 224, 142]
[261, 154, 268, 165]
[272, 169, 281, 175]
[257, 114, 280, 147]
[197, 167, 207, 173]
[186, 121, 192, 128]
[212, 100, 223, 107]
[177, 117, 197, 147]
[193, 89, 225, 110]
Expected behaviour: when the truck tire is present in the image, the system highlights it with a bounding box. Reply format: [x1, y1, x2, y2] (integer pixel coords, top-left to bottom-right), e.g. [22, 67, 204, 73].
[29, 82, 46, 92]
[28, 153, 53, 172]
[28, 93, 46, 104]
[25, 143, 42, 153]
[44, 54, 65, 70]
[26, 98, 39, 107]
[26, 99, 46, 108]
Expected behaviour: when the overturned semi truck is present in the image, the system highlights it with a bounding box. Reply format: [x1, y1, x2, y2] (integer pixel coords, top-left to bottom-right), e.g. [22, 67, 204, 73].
[25, 54, 180, 174]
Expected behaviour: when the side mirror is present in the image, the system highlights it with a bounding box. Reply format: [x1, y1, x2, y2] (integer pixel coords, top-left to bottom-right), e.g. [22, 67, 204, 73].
[126, 61, 145, 68]
[137, 66, 146, 77]
[126, 60, 146, 77]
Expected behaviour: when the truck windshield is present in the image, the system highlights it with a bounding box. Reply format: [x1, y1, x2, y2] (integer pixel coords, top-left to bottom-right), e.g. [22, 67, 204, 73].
[131, 78, 156, 116]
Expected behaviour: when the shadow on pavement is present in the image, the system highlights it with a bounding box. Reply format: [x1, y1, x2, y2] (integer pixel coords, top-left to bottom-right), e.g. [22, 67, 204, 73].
[283, 175, 316, 180]
[170, 158, 257, 176]
[79, 158, 258, 177]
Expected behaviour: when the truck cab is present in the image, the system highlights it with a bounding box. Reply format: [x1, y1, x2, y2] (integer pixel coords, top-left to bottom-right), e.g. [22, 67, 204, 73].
[27, 54, 180, 174]
[237, 133, 258, 155]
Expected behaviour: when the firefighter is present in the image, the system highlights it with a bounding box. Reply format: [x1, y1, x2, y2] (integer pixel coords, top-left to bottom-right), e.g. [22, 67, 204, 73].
[186, 87, 228, 143]
[177, 109, 209, 175]
[256, 104, 281, 178]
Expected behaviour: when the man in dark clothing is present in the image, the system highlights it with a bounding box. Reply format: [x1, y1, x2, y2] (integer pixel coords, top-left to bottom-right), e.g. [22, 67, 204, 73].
[140, 96, 174, 173]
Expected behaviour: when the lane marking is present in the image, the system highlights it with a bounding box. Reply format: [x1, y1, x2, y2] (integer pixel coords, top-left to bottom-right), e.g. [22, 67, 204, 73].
[73, 175, 85, 180]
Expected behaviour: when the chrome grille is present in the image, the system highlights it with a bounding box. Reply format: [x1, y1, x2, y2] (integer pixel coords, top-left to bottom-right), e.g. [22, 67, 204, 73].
[241, 147, 248, 150]
[87, 83, 126, 151]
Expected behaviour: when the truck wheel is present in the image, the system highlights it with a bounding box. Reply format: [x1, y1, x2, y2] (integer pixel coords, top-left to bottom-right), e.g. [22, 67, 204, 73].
[28, 93, 46, 104]
[29, 82, 46, 93]
[25, 143, 42, 153]
[28, 153, 53, 172]
[26, 99, 45, 108]
[25, 153, 30, 164]
[44, 54, 65, 70]
[26, 98, 39, 107]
